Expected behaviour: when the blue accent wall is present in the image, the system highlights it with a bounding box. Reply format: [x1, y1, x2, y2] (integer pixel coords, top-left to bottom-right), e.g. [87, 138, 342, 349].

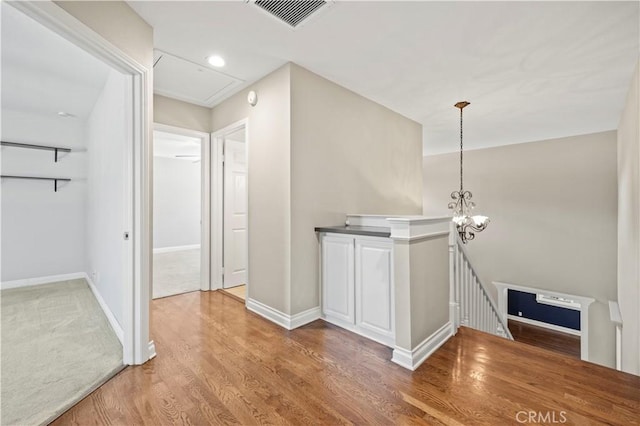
[508, 289, 580, 330]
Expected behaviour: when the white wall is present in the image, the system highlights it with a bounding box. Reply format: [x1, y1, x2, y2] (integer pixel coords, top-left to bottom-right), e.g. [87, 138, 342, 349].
[153, 156, 200, 249]
[86, 69, 128, 327]
[423, 131, 618, 368]
[617, 60, 639, 375]
[1, 110, 87, 282]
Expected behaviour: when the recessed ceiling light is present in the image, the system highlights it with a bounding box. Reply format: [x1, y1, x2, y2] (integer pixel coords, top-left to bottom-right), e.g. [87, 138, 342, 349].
[207, 55, 225, 67]
[57, 111, 76, 118]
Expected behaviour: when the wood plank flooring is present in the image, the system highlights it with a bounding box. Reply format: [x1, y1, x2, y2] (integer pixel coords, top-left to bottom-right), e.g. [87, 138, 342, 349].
[508, 319, 581, 359]
[220, 284, 246, 302]
[53, 291, 639, 425]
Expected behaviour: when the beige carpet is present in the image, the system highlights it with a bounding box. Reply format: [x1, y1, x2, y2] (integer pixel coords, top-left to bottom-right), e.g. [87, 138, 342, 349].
[153, 248, 200, 299]
[1, 279, 123, 426]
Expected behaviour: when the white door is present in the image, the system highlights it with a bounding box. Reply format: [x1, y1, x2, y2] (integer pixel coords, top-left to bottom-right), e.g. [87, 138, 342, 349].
[223, 139, 247, 288]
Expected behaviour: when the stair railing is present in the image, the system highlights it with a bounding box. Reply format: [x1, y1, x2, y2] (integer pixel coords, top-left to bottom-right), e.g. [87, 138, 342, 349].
[448, 223, 513, 340]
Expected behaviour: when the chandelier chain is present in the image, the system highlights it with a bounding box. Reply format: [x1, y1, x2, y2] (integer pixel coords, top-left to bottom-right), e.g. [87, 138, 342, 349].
[459, 105, 463, 192]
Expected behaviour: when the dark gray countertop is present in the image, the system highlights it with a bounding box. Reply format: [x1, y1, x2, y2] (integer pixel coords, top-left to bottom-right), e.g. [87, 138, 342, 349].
[314, 225, 391, 238]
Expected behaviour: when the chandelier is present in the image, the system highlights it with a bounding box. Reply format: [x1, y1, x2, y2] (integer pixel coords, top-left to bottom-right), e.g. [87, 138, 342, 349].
[448, 101, 489, 243]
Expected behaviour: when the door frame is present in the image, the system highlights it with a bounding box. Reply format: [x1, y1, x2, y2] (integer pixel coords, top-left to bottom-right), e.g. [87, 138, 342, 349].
[210, 118, 249, 299]
[12, 1, 153, 364]
[153, 123, 211, 292]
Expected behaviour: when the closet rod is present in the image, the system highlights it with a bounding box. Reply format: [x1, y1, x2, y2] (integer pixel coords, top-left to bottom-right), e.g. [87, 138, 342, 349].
[0, 175, 71, 192]
[1, 141, 72, 162]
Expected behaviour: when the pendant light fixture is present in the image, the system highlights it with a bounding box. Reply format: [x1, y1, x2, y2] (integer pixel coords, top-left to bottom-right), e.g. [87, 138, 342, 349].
[448, 101, 489, 243]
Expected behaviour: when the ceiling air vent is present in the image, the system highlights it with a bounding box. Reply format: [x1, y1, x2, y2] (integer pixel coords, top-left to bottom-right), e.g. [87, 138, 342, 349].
[253, 0, 331, 28]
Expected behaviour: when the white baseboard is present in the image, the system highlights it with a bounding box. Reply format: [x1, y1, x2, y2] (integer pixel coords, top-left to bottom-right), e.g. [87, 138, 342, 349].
[392, 321, 452, 371]
[508, 314, 581, 336]
[84, 273, 124, 345]
[246, 298, 321, 330]
[153, 244, 200, 254]
[290, 306, 322, 329]
[1, 272, 86, 290]
[148, 340, 157, 360]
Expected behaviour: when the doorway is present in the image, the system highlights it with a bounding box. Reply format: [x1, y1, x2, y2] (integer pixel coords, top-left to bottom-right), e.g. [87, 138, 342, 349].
[152, 124, 210, 299]
[212, 121, 248, 302]
[1, 1, 149, 423]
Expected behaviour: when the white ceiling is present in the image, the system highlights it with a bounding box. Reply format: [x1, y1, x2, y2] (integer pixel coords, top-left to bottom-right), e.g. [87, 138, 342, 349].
[153, 50, 244, 107]
[1, 3, 111, 120]
[153, 130, 201, 159]
[129, 1, 639, 155]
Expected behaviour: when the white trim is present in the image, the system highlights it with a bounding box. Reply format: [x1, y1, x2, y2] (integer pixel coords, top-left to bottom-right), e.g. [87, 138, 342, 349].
[85, 274, 124, 344]
[608, 301, 622, 371]
[507, 314, 581, 336]
[1, 272, 86, 290]
[322, 315, 394, 347]
[153, 244, 201, 254]
[246, 298, 321, 330]
[536, 293, 581, 310]
[211, 118, 249, 296]
[493, 281, 594, 361]
[387, 216, 450, 242]
[290, 306, 322, 329]
[10, 1, 152, 365]
[608, 301, 623, 325]
[391, 230, 450, 242]
[209, 134, 224, 290]
[391, 322, 453, 371]
[148, 341, 157, 360]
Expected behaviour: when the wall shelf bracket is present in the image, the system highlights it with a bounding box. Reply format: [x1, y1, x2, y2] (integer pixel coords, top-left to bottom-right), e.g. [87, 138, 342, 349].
[0, 175, 71, 192]
[1, 141, 72, 162]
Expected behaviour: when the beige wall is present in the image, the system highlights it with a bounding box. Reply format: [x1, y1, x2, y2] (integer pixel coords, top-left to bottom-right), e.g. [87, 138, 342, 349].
[211, 63, 422, 316]
[423, 132, 618, 367]
[617, 61, 640, 375]
[154, 95, 212, 133]
[211, 64, 292, 313]
[289, 64, 423, 313]
[409, 236, 450, 347]
[55, 1, 152, 68]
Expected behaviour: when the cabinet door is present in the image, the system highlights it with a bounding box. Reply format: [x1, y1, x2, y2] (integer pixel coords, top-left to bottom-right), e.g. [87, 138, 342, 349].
[355, 238, 394, 338]
[321, 235, 355, 324]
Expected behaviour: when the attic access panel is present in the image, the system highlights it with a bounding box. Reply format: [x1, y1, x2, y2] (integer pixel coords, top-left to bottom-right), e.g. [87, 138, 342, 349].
[153, 50, 243, 107]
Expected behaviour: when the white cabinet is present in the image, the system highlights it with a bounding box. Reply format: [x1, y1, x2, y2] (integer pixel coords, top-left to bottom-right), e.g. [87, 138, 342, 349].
[321, 235, 355, 324]
[355, 239, 394, 341]
[320, 233, 394, 347]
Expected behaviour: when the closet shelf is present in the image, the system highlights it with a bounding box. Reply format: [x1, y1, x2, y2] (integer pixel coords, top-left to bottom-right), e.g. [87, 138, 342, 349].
[1, 141, 72, 162]
[1, 175, 71, 192]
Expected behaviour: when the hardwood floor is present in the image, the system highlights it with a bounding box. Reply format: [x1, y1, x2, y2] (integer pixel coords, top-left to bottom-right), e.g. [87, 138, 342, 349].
[508, 319, 581, 359]
[220, 284, 246, 302]
[53, 291, 639, 425]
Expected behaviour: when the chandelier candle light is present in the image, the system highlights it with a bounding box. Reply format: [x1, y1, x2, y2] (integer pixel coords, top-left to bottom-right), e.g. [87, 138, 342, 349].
[448, 101, 489, 243]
